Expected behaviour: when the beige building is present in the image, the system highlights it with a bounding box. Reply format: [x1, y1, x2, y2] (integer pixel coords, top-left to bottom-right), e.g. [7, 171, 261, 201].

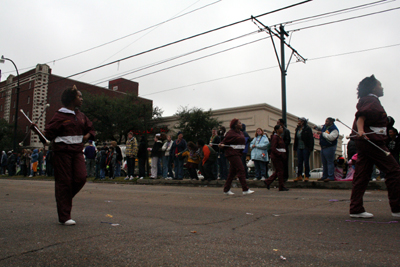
[160, 103, 343, 178]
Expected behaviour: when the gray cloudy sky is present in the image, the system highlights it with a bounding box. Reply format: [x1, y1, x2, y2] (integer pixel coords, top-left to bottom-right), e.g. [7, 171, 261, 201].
[1, 0, 400, 143]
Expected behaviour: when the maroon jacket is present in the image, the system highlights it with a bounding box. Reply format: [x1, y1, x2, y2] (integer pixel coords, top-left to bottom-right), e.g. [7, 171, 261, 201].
[352, 95, 387, 144]
[270, 134, 287, 160]
[222, 129, 245, 158]
[44, 108, 95, 153]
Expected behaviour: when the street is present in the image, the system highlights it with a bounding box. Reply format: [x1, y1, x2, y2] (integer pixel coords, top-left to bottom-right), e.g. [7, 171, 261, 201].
[0, 179, 399, 266]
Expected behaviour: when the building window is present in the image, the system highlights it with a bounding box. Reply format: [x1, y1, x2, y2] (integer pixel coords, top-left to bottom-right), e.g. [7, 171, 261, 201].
[26, 126, 29, 133]
[27, 96, 30, 104]
[113, 86, 118, 91]
[27, 111, 30, 118]
[13, 101, 16, 108]
[12, 115, 15, 121]
[0, 105, 2, 111]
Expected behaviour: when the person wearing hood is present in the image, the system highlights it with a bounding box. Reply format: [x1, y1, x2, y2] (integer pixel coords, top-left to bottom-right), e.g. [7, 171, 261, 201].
[137, 135, 148, 179]
[31, 85, 95, 226]
[1, 151, 8, 175]
[250, 128, 270, 180]
[29, 149, 39, 177]
[293, 117, 314, 182]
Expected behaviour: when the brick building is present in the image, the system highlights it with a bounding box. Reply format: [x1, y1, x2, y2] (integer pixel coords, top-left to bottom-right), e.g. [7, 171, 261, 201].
[0, 64, 152, 148]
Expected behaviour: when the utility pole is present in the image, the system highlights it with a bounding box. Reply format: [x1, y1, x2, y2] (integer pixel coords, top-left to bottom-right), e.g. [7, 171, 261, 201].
[251, 18, 306, 127]
[279, 25, 288, 126]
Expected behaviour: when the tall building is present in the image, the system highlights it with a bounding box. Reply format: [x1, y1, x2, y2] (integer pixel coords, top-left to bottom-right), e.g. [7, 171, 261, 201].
[0, 64, 151, 148]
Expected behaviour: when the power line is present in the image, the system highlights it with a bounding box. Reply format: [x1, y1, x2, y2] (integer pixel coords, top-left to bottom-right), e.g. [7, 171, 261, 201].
[1, 0, 223, 75]
[139, 43, 400, 97]
[289, 6, 400, 32]
[90, 31, 260, 86]
[3, 0, 312, 95]
[272, 0, 393, 27]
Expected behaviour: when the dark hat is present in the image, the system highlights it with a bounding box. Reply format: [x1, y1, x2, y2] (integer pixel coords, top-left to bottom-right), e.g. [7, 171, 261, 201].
[88, 140, 93, 144]
[177, 131, 183, 136]
[298, 117, 308, 122]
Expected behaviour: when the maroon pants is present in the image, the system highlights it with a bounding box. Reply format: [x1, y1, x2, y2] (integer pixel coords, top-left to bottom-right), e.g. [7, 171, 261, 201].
[54, 151, 87, 223]
[224, 155, 249, 192]
[350, 140, 400, 214]
[265, 157, 285, 190]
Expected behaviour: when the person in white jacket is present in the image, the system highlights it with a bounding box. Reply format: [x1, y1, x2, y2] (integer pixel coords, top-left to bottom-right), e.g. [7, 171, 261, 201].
[314, 117, 339, 182]
[250, 128, 270, 181]
[162, 135, 174, 179]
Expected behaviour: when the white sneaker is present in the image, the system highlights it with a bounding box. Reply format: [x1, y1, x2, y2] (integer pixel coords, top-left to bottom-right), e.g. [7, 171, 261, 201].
[139, 177, 144, 180]
[372, 178, 376, 181]
[349, 212, 374, 218]
[243, 189, 255, 195]
[59, 219, 76, 226]
[129, 177, 134, 180]
[124, 176, 129, 180]
[165, 177, 172, 180]
[29, 175, 32, 177]
[224, 190, 234, 195]
[261, 177, 266, 181]
[253, 178, 258, 181]
[392, 212, 400, 217]
[381, 178, 386, 182]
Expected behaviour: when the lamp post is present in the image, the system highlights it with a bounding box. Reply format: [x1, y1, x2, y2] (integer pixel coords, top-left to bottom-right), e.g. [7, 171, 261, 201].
[0, 55, 20, 152]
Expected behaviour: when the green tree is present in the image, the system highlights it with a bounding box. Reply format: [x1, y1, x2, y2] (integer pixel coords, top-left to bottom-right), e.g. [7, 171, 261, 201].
[174, 106, 221, 143]
[0, 118, 14, 152]
[81, 92, 163, 144]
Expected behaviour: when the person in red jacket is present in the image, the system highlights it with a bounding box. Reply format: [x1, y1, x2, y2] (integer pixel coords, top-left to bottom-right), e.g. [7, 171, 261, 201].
[219, 118, 254, 196]
[350, 75, 400, 219]
[264, 125, 289, 191]
[33, 85, 95, 226]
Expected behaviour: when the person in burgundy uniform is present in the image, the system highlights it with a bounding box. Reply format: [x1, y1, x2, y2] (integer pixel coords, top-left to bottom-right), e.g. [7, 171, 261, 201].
[264, 124, 289, 191]
[35, 86, 95, 225]
[350, 75, 400, 219]
[219, 118, 254, 196]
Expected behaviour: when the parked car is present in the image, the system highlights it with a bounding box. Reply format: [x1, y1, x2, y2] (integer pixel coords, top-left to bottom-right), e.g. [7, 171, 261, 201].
[309, 168, 323, 179]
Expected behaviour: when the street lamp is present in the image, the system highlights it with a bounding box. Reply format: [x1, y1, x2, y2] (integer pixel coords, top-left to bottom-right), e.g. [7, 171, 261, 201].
[0, 55, 20, 152]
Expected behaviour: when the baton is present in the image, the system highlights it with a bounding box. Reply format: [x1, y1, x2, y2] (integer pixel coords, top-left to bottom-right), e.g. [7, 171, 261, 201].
[19, 104, 50, 146]
[20, 109, 51, 145]
[336, 118, 390, 157]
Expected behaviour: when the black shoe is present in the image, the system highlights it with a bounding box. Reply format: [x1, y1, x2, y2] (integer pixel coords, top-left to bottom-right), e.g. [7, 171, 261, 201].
[279, 187, 289, 191]
[264, 181, 270, 190]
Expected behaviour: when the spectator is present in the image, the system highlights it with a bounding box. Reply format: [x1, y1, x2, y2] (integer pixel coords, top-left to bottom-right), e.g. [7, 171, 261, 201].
[29, 149, 39, 177]
[137, 135, 148, 179]
[106, 147, 116, 179]
[240, 123, 251, 180]
[125, 131, 138, 180]
[209, 128, 220, 178]
[250, 128, 270, 181]
[162, 135, 174, 179]
[198, 139, 218, 181]
[38, 148, 44, 176]
[277, 119, 291, 181]
[20, 149, 28, 177]
[7, 151, 17, 176]
[293, 117, 314, 182]
[171, 131, 187, 180]
[1, 151, 8, 175]
[264, 124, 289, 191]
[217, 126, 228, 180]
[110, 141, 123, 178]
[99, 143, 108, 180]
[84, 140, 96, 177]
[314, 117, 339, 182]
[387, 127, 400, 164]
[150, 135, 163, 179]
[219, 118, 254, 196]
[179, 141, 200, 180]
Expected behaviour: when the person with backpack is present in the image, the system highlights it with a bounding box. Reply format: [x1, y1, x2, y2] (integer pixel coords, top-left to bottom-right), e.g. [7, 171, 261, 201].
[197, 139, 218, 181]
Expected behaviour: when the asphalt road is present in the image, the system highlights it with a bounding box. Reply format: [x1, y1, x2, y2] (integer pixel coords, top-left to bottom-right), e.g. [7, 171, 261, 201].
[0, 179, 399, 266]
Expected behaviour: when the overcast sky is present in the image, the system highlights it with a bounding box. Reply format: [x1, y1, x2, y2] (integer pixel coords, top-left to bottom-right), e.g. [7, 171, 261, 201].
[1, 0, 400, 144]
